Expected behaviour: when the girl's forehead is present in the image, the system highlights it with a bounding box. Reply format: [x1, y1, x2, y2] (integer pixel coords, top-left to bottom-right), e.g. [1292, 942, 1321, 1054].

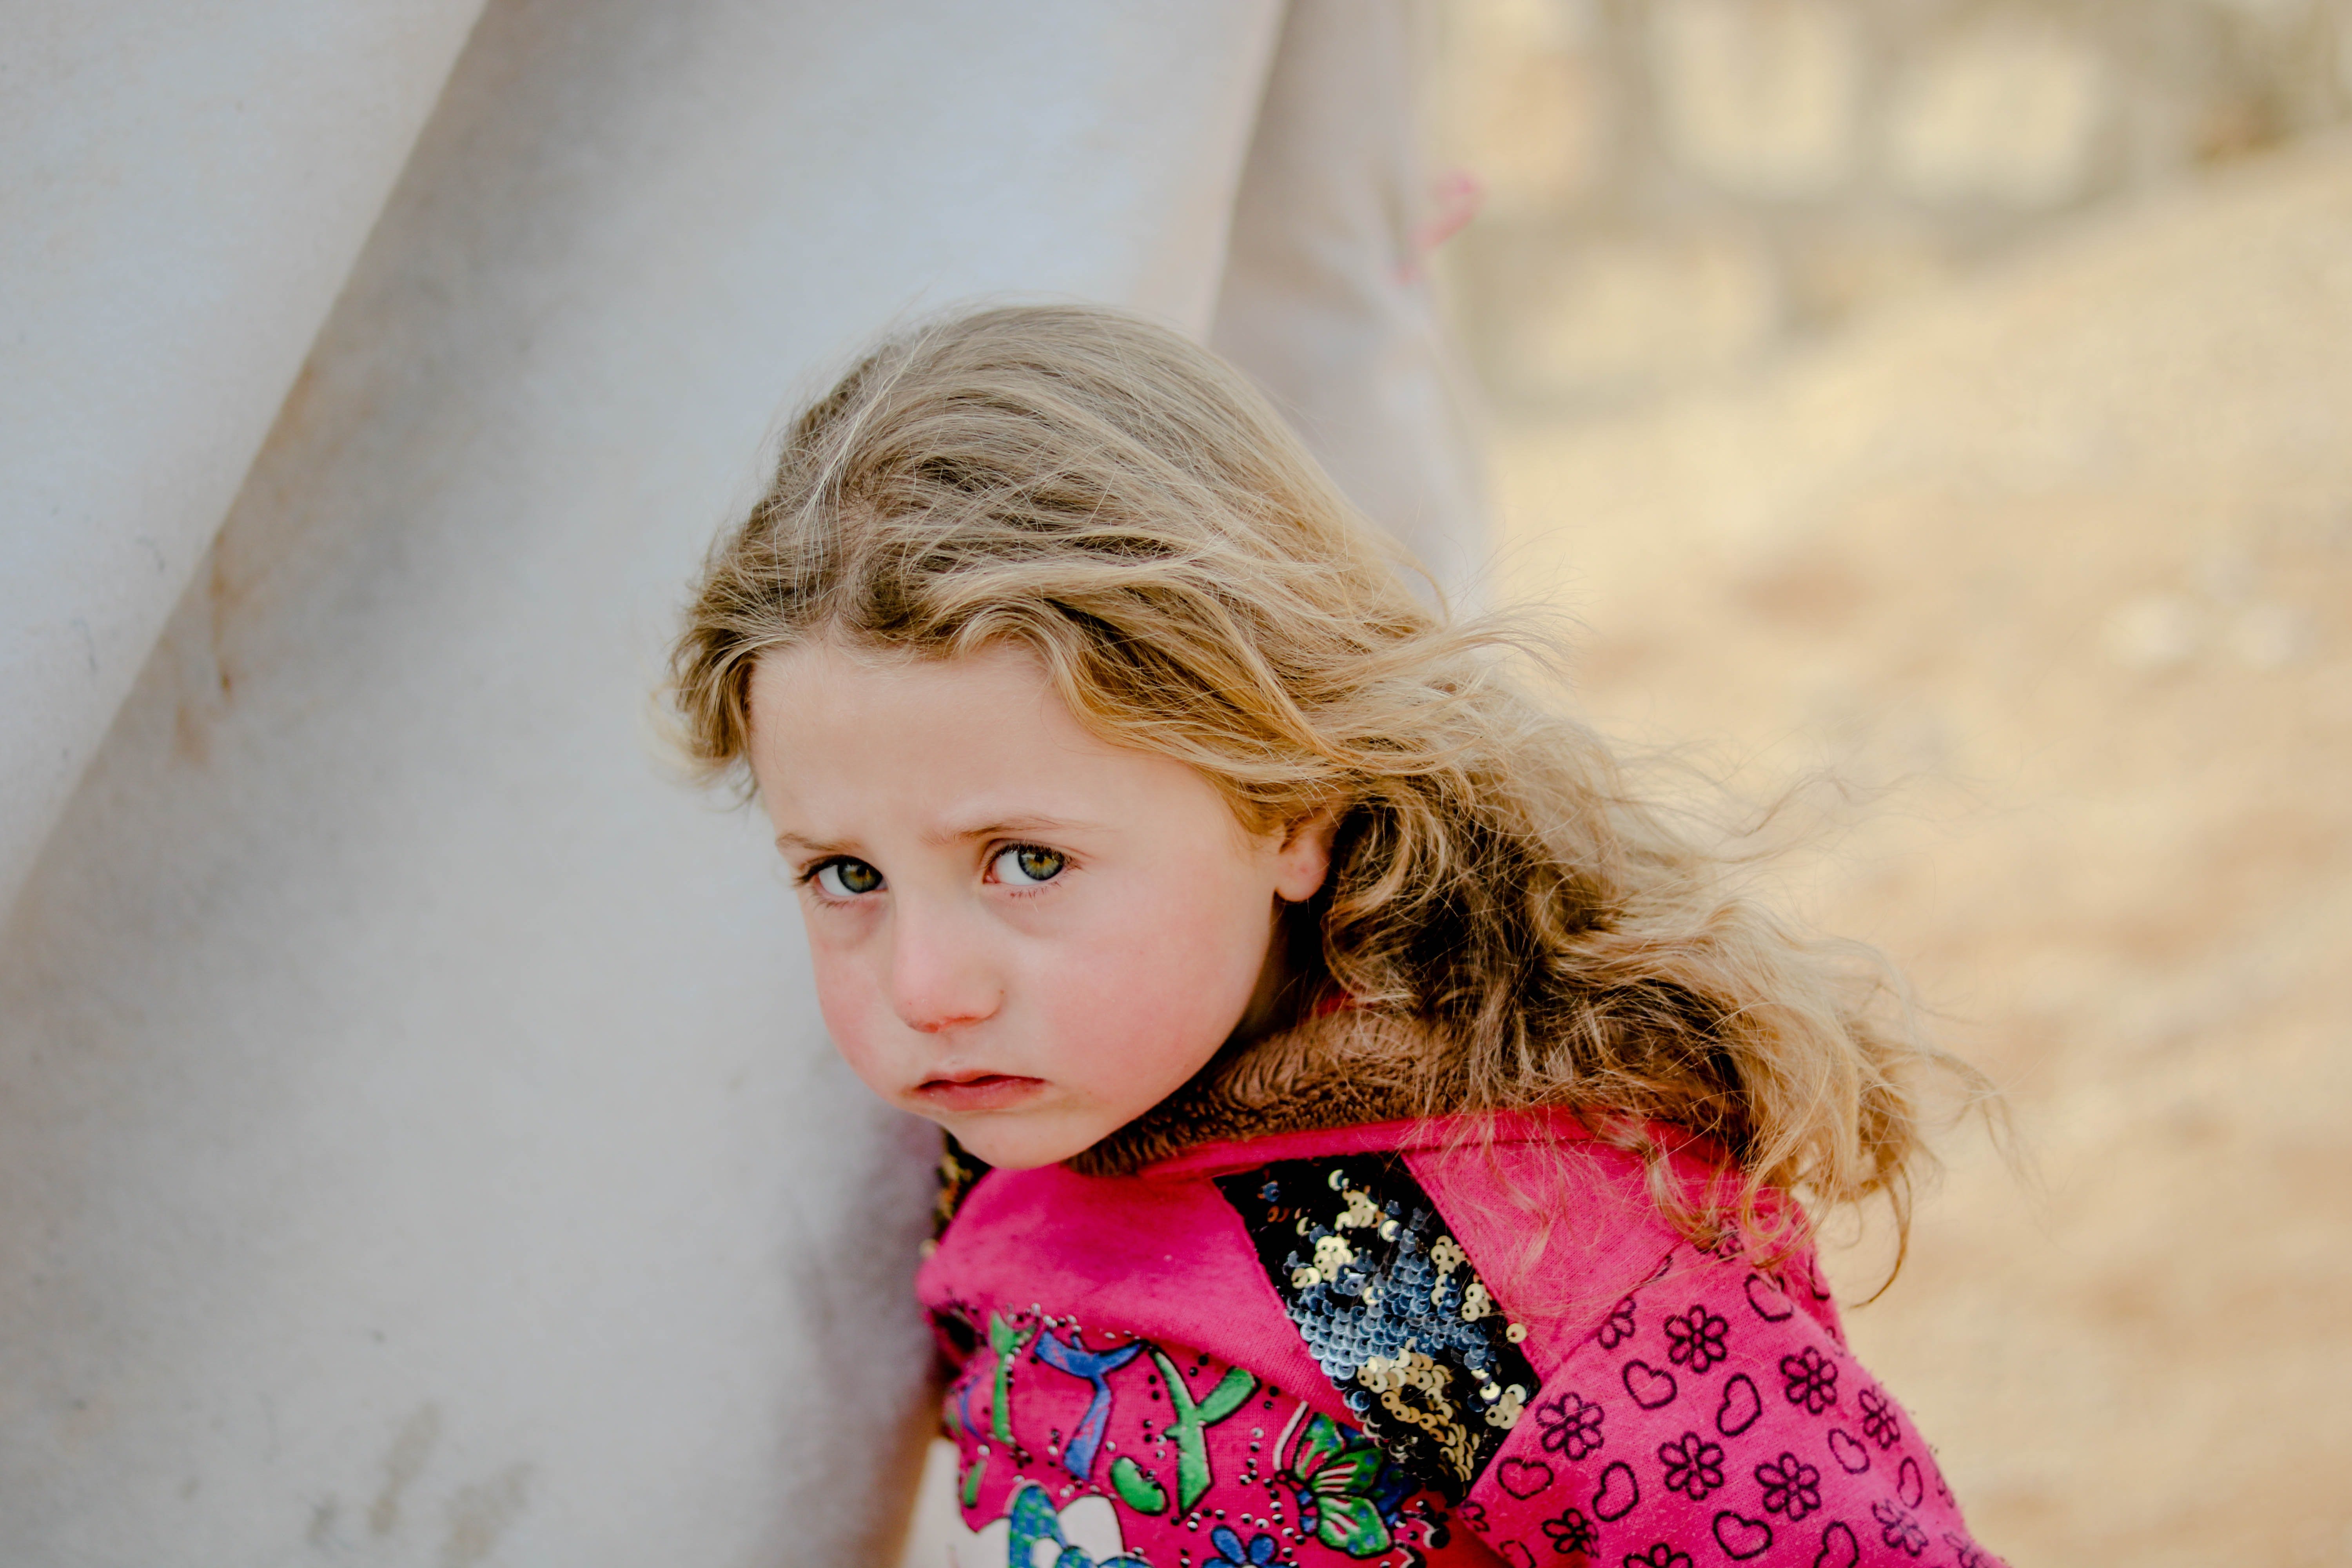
[745, 639, 1263, 844]
[750, 641, 1127, 785]
[752, 637, 1054, 716]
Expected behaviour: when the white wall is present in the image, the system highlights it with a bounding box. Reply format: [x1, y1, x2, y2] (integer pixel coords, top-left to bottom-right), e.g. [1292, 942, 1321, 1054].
[0, 4, 1282, 1563]
[2, 4, 1494, 1563]
[1211, 0, 1491, 604]
[0, 0, 490, 914]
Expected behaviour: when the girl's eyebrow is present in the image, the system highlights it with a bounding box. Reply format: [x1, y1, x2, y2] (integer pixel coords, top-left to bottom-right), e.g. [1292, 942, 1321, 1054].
[927, 814, 1101, 846]
[773, 829, 856, 857]
[773, 817, 1101, 857]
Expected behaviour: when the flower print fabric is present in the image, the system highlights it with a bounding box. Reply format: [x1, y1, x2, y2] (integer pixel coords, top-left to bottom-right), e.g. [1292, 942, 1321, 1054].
[1656, 1431, 1725, 1501]
[1661, 1305, 1729, 1374]
[1534, 1390, 1604, 1461]
[1755, 1451, 1823, 1521]
[1780, 1345, 1840, 1415]
[1446, 1201, 2002, 1565]
[918, 1111, 2004, 1567]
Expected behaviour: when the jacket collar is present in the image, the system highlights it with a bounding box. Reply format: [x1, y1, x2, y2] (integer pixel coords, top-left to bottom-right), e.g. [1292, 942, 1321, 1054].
[1065, 1007, 1457, 1178]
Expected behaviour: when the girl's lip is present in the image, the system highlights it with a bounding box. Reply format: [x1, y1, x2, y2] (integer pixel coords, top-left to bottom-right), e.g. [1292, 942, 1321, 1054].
[913, 1073, 1046, 1112]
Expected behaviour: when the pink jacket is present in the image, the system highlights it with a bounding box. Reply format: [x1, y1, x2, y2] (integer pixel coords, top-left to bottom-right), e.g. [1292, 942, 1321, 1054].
[918, 1111, 2001, 1568]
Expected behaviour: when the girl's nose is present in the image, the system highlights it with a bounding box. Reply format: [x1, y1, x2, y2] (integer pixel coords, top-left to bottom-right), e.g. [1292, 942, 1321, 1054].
[886, 902, 1001, 1034]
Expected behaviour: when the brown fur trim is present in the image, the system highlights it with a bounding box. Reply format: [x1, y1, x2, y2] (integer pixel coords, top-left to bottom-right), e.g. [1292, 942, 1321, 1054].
[1067, 1009, 1465, 1176]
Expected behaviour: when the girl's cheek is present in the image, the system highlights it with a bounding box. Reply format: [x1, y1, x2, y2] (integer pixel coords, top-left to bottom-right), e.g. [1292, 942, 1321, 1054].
[812, 988, 902, 1103]
[802, 938, 887, 1064]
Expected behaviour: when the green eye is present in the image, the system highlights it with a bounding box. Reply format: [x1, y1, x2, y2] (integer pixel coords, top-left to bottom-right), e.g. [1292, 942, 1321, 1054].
[812, 858, 883, 897]
[993, 845, 1066, 886]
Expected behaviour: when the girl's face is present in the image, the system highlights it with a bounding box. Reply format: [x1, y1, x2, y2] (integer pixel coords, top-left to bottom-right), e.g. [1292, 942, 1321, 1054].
[745, 641, 1335, 1169]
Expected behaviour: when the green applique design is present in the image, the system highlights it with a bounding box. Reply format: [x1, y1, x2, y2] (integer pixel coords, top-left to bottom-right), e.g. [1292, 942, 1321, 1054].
[1147, 1348, 1258, 1513]
[988, 1312, 1034, 1445]
[1109, 1454, 1168, 1514]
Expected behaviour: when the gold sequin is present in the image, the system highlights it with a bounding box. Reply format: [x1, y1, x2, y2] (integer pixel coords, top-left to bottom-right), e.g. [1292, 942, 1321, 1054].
[1484, 1384, 1527, 1430]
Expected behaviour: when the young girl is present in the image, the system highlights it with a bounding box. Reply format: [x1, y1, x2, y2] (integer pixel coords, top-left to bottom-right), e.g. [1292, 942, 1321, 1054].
[671, 305, 2002, 1568]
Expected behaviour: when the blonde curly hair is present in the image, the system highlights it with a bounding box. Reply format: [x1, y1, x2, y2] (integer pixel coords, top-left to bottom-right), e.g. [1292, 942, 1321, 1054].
[670, 302, 1985, 1258]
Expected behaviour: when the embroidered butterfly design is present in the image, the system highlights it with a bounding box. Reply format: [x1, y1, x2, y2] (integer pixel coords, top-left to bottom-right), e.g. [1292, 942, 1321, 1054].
[1285, 1412, 1417, 1557]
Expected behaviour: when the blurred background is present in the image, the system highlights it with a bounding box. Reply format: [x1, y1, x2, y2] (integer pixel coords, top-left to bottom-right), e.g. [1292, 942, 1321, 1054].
[1421, 3, 2352, 1564]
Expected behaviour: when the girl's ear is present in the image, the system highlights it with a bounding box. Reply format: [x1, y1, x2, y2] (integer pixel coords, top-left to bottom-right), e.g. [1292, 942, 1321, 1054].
[1272, 808, 1341, 903]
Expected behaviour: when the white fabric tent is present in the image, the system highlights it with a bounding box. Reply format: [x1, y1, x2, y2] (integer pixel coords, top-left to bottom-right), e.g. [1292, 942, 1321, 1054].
[0, 4, 1486, 1563]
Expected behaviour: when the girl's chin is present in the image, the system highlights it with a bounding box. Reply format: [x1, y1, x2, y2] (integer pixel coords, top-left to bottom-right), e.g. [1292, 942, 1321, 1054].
[923, 1105, 1113, 1172]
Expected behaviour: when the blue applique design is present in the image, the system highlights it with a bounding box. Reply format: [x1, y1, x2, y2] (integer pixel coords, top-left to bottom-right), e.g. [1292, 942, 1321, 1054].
[1033, 1328, 1147, 1481]
[1204, 1523, 1279, 1566]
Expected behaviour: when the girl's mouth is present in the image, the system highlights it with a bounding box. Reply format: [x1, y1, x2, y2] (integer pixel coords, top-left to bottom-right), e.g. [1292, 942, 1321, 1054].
[915, 1073, 1046, 1112]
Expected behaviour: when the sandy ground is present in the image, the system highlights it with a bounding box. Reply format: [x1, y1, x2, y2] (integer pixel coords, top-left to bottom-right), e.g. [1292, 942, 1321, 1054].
[1485, 134, 2352, 1567]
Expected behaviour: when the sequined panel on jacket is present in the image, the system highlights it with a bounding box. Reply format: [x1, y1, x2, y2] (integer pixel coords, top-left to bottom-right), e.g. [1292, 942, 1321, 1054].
[1212, 1153, 1539, 1502]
